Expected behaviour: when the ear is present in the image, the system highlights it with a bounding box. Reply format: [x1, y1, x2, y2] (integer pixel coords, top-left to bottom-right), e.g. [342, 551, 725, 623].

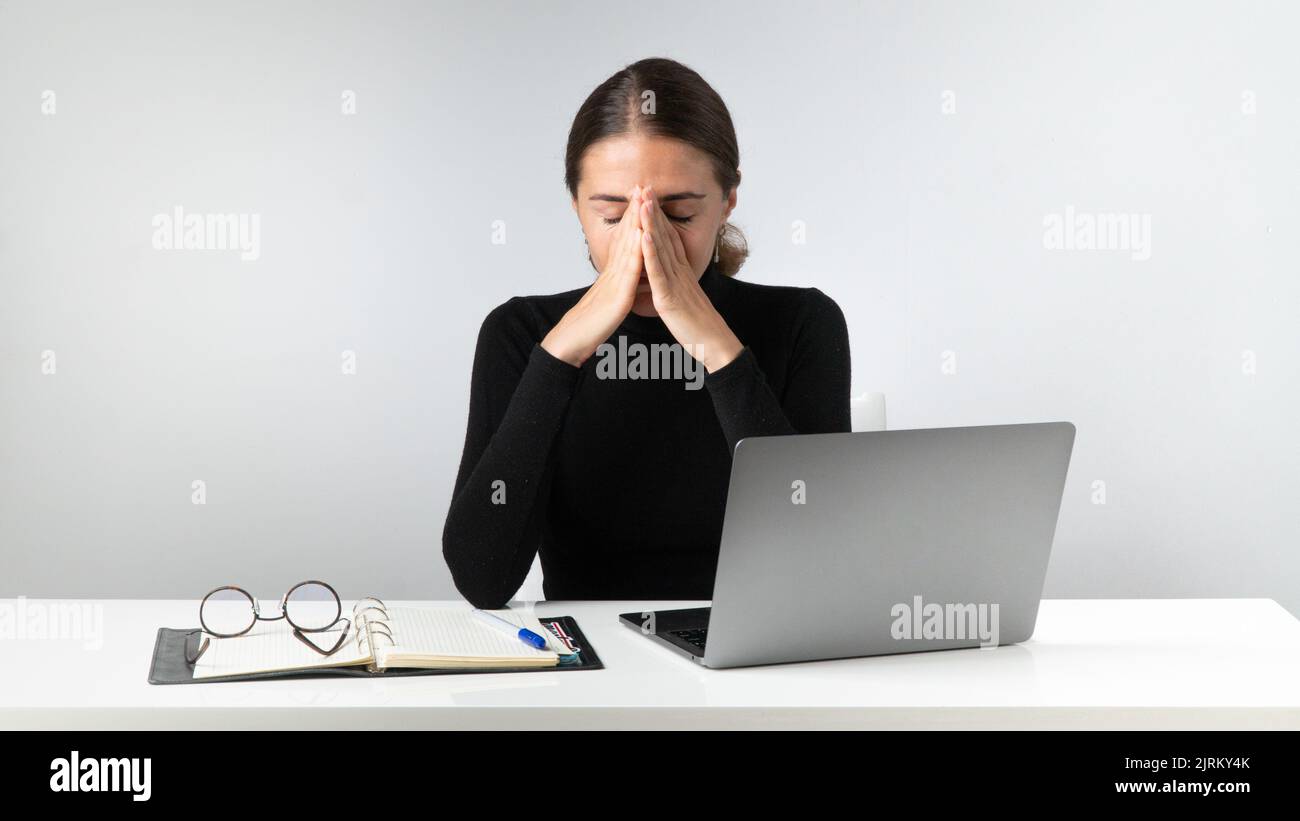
[723, 170, 740, 220]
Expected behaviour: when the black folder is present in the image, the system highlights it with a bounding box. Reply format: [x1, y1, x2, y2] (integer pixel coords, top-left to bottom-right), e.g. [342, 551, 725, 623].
[148, 615, 603, 684]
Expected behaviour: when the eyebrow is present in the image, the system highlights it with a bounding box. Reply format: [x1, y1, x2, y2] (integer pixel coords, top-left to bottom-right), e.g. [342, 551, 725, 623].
[588, 191, 708, 203]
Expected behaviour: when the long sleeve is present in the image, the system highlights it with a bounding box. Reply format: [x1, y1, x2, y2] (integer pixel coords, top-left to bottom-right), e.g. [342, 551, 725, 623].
[704, 287, 852, 453]
[441, 299, 580, 609]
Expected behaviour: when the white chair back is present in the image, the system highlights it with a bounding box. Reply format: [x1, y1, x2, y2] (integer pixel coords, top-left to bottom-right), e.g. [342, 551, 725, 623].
[851, 391, 887, 432]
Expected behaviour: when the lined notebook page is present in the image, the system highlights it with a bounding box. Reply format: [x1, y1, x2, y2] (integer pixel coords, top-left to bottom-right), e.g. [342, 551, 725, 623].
[193, 623, 370, 679]
[374, 606, 566, 667]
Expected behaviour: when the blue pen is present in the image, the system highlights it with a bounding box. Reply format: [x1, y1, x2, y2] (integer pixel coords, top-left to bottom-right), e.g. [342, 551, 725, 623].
[470, 608, 549, 650]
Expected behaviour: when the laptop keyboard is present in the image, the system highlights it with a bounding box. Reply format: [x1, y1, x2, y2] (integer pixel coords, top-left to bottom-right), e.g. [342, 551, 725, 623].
[669, 627, 708, 651]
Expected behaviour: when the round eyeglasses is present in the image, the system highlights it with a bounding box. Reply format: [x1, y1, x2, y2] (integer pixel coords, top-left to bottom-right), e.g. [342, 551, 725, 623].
[185, 580, 351, 664]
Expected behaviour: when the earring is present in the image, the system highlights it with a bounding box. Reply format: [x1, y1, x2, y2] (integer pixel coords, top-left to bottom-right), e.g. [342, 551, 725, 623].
[714, 225, 724, 263]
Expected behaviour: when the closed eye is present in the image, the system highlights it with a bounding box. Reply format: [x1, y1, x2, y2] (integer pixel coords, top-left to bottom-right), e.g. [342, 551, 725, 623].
[603, 215, 693, 225]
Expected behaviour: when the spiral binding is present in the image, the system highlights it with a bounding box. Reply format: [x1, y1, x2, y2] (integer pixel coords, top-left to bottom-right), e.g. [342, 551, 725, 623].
[349, 597, 395, 672]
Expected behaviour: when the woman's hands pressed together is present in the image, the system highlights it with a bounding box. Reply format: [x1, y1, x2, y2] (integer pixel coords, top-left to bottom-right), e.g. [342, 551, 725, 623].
[639, 185, 744, 373]
[542, 183, 743, 373]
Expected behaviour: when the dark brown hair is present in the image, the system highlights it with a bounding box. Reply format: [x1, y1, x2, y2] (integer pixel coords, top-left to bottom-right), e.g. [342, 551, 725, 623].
[564, 57, 747, 277]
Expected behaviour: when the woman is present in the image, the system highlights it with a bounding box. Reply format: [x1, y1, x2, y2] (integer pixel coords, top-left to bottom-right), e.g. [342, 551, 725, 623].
[443, 57, 851, 608]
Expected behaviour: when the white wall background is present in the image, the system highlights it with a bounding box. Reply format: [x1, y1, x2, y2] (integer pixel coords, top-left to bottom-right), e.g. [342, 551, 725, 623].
[1, 0, 1296, 616]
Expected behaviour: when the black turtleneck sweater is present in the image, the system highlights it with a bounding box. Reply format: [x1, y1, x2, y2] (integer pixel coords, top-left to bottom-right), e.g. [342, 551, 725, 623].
[442, 261, 851, 608]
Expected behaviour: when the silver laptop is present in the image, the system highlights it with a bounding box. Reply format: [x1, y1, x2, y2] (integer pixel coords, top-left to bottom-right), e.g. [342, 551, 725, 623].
[619, 421, 1076, 668]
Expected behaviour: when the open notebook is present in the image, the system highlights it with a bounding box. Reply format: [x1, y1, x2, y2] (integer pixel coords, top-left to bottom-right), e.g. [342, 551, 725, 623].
[192, 605, 573, 680]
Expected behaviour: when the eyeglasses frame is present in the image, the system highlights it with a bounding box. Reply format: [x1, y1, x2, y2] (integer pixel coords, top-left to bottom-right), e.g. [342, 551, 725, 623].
[185, 580, 351, 665]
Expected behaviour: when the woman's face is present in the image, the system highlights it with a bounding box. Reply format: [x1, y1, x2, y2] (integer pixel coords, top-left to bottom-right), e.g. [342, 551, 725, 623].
[572, 134, 737, 316]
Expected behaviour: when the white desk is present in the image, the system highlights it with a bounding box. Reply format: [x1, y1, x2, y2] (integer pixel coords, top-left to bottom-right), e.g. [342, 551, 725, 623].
[2, 598, 1298, 730]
